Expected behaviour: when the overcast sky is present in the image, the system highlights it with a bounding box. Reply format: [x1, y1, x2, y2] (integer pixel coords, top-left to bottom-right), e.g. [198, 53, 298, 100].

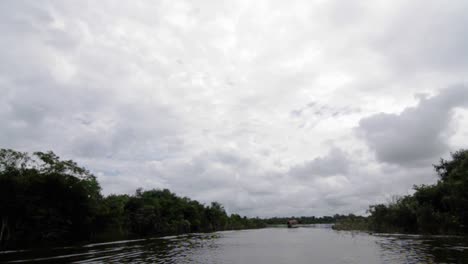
[1, 0, 468, 217]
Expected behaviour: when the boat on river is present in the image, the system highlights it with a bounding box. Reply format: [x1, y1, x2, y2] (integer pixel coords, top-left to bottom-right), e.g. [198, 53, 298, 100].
[287, 219, 298, 228]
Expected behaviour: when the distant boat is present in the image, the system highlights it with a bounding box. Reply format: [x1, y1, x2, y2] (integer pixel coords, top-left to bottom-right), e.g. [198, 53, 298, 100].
[287, 219, 298, 228]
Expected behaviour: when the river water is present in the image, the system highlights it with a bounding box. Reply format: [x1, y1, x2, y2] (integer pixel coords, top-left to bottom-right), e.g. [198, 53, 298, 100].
[2, 225, 468, 263]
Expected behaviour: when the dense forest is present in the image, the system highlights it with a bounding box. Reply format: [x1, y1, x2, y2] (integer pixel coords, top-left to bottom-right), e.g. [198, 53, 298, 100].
[261, 215, 349, 225]
[0, 149, 265, 249]
[334, 149, 468, 234]
[4, 148, 464, 249]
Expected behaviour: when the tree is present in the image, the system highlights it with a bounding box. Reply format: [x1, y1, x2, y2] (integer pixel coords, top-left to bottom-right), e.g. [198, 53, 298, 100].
[0, 149, 265, 249]
[368, 149, 468, 234]
[0, 149, 102, 248]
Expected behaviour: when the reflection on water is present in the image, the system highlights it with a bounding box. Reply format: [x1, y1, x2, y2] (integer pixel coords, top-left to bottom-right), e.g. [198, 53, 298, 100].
[374, 233, 468, 263]
[1, 226, 468, 263]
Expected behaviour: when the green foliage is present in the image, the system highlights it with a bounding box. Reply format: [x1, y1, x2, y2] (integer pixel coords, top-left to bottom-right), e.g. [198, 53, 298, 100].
[368, 149, 468, 234]
[121, 189, 265, 237]
[332, 214, 369, 231]
[0, 149, 102, 248]
[0, 149, 265, 249]
[261, 215, 340, 225]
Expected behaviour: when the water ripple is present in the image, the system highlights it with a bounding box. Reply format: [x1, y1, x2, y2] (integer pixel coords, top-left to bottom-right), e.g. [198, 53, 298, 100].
[1, 228, 468, 263]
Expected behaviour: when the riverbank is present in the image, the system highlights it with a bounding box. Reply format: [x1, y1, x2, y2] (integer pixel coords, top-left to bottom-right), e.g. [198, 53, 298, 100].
[331, 216, 369, 231]
[335, 150, 468, 236]
[0, 149, 266, 250]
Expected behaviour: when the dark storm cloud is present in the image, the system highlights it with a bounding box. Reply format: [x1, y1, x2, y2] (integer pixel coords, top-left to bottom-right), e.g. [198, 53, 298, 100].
[358, 85, 468, 166]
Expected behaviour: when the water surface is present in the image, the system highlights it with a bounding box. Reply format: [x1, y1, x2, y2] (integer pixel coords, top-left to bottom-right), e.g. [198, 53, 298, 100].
[2, 225, 468, 263]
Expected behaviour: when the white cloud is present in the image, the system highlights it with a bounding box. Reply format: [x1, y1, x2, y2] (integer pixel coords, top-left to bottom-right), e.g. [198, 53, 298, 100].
[1, 0, 468, 217]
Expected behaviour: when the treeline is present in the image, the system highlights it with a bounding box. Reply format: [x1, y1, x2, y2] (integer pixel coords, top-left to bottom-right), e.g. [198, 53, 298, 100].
[367, 149, 468, 234]
[0, 149, 265, 249]
[331, 215, 369, 231]
[261, 215, 348, 225]
[334, 149, 468, 235]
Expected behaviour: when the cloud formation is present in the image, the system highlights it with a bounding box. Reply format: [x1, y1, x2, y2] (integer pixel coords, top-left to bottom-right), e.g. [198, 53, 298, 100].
[1, 0, 468, 217]
[289, 148, 350, 178]
[358, 86, 468, 167]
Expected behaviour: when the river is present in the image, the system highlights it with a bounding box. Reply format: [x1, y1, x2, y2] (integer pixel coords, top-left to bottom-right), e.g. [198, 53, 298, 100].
[1, 225, 468, 263]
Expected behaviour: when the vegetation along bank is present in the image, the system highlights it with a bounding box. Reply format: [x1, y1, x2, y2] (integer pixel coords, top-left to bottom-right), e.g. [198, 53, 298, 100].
[0, 149, 265, 249]
[334, 149, 468, 235]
